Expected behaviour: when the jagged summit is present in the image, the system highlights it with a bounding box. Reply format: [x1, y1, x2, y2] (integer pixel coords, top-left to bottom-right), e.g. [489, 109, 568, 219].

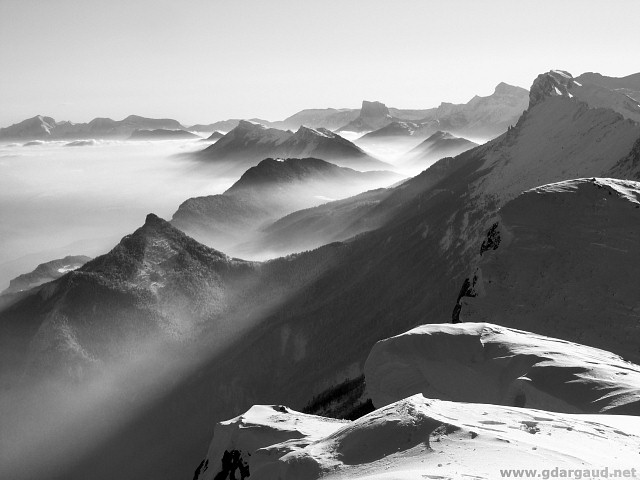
[528, 70, 580, 108]
[527, 70, 640, 122]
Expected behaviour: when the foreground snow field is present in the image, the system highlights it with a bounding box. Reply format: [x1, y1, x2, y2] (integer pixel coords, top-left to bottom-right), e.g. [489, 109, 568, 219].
[197, 395, 640, 480]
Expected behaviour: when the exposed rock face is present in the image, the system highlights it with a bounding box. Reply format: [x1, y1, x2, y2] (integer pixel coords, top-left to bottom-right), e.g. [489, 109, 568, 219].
[361, 100, 390, 119]
[528, 70, 576, 107]
[528, 70, 640, 122]
[337, 100, 394, 132]
[364, 322, 640, 414]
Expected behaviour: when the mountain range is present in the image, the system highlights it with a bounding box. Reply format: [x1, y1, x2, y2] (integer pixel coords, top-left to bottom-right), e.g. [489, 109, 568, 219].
[0, 83, 530, 143]
[0, 115, 185, 140]
[127, 128, 200, 140]
[171, 157, 402, 252]
[2, 69, 640, 480]
[195, 122, 390, 173]
[348, 83, 528, 142]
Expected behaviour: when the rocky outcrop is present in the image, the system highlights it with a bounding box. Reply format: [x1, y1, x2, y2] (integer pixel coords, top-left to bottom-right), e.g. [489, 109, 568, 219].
[528, 70, 576, 108]
[337, 100, 395, 132]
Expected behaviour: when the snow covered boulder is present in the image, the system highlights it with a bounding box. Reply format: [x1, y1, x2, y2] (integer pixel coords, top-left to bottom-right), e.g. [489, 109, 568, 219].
[364, 322, 640, 414]
[196, 395, 640, 480]
[195, 404, 348, 480]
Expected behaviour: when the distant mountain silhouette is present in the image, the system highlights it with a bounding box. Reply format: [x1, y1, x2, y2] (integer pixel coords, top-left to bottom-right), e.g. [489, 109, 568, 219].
[0, 114, 185, 140]
[337, 101, 395, 133]
[403, 131, 478, 171]
[197, 121, 390, 173]
[346, 83, 529, 140]
[1, 255, 91, 295]
[128, 128, 200, 140]
[172, 157, 402, 251]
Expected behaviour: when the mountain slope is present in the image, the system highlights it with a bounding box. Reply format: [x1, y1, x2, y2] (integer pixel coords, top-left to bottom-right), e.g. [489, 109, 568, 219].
[425, 82, 529, 139]
[171, 158, 402, 253]
[0, 214, 260, 385]
[235, 188, 393, 258]
[530, 70, 640, 123]
[457, 178, 640, 358]
[356, 120, 438, 143]
[272, 108, 360, 131]
[403, 130, 478, 172]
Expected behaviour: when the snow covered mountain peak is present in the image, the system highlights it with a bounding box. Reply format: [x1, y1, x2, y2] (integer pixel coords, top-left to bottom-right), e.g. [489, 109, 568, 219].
[529, 70, 578, 107]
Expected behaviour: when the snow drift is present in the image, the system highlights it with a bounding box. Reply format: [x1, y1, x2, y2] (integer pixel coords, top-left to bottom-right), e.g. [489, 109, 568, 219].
[364, 322, 640, 414]
[195, 395, 640, 480]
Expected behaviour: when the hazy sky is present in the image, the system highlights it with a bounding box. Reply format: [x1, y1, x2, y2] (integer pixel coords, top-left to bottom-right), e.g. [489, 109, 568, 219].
[1, 0, 638, 127]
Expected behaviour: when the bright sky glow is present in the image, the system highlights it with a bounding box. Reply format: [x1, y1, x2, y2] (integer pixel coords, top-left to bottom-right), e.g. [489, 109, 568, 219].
[1, 0, 639, 126]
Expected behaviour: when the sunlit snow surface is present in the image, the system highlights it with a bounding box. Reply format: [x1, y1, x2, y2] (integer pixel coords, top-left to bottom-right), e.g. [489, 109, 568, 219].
[0, 139, 234, 289]
[198, 396, 640, 480]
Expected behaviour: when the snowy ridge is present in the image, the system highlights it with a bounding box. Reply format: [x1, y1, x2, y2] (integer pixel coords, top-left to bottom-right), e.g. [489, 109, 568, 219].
[529, 70, 640, 122]
[529, 177, 640, 205]
[196, 395, 640, 480]
[364, 322, 640, 414]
